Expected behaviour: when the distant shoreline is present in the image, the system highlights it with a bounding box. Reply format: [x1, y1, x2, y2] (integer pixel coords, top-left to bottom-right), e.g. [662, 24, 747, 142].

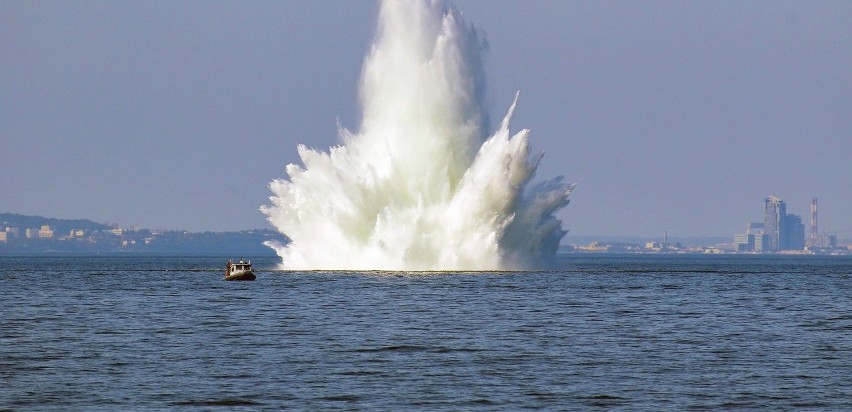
[3, 213, 849, 256]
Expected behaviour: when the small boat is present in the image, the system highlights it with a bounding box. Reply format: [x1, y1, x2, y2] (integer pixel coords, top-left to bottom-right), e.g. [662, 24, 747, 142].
[225, 258, 256, 281]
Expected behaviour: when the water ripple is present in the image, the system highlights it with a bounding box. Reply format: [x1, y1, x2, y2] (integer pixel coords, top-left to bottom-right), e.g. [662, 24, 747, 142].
[1, 254, 850, 410]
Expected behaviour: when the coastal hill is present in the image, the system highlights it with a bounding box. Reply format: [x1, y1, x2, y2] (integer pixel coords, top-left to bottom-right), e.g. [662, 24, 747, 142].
[1, 213, 112, 234]
[0, 213, 286, 255]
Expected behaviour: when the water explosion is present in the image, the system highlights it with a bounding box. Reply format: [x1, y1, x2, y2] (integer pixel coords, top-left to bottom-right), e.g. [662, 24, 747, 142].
[261, 0, 575, 270]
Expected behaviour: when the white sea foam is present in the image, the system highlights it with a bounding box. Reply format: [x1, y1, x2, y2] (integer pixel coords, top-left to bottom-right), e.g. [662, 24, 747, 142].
[260, 0, 575, 270]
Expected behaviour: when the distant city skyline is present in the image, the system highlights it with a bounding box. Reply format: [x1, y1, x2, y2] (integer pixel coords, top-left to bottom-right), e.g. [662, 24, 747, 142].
[2, 1, 850, 236]
[3, 211, 848, 255]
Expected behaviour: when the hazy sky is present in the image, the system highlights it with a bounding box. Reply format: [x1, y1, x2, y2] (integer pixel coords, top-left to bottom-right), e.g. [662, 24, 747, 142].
[2, 0, 850, 237]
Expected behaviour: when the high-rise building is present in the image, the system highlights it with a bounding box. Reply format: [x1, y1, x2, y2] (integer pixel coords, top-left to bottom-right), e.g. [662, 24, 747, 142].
[764, 195, 785, 251]
[754, 233, 768, 253]
[782, 214, 805, 250]
[762, 195, 805, 251]
[733, 233, 755, 251]
[746, 222, 768, 252]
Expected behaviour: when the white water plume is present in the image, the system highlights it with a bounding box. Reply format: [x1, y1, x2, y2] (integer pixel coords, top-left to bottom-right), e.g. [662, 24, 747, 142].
[261, 0, 575, 270]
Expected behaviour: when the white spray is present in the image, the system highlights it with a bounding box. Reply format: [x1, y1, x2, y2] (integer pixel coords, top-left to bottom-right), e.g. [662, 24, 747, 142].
[261, 0, 575, 270]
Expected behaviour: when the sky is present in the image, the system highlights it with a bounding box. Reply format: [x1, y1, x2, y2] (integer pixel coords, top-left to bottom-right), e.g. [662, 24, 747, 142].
[2, 0, 850, 238]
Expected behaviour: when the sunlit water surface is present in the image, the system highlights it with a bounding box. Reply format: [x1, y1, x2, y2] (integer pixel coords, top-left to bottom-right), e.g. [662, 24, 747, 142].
[2, 255, 850, 410]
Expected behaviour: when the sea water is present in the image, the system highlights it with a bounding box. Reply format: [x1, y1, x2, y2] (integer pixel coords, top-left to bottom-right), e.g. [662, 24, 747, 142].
[2, 254, 850, 410]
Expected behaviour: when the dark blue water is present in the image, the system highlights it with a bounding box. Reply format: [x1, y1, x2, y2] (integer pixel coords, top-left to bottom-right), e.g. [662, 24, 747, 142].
[2, 254, 850, 410]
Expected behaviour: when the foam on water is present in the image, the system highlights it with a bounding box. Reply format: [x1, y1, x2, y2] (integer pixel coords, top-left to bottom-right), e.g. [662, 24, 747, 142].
[260, 0, 575, 270]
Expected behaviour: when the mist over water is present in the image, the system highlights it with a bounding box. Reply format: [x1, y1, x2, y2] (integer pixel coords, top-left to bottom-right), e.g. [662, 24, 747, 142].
[261, 0, 574, 270]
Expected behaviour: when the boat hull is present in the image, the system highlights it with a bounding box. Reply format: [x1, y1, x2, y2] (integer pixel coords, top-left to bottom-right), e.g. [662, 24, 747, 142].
[224, 271, 256, 281]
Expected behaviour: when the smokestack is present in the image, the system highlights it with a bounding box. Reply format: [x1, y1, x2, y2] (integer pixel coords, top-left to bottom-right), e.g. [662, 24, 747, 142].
[810, 198, 818, 246]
